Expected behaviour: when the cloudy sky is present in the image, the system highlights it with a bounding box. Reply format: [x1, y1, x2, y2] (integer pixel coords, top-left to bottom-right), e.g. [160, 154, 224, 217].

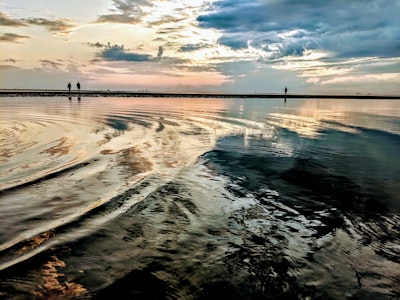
[1, 0, 399, 94]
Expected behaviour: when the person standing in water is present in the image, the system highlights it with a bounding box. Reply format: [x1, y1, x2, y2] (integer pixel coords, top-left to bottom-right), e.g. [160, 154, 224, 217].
[284, 87, 288, 103]
[77, 82, 81, 91]
[68, 82, 71, 93]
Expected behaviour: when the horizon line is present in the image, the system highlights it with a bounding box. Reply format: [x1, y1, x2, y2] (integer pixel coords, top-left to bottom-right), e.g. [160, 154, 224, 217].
[0, 89, 399, 99]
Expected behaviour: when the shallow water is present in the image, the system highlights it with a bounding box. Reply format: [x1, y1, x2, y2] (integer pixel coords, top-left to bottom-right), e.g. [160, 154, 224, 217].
[0, 97, 400, 299]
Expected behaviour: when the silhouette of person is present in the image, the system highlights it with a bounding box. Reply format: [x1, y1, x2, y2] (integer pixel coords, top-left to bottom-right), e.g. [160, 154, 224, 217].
[77, 82, 81, 91]
[284, 87, 288, 103]
[68, 82, 71, 92]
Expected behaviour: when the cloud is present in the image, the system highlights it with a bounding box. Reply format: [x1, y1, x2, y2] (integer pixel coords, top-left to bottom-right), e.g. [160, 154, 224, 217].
[40, 59, 64, 69]
[1, 11, 74, 33]
[0, 63, 90, 90]
[0, 64, 20, 70]
[195, 0, 400, 90]
[215, 60, 307, 93]
[3, 58, 17, 63]
[0, 32, 30, 43]
[95, 14, 140, 24]
[146, 15, 186, 27]
[178, 43, 213, 52]
[320, 73, 400, 85]
[95, 43, 153, 62]
[88, 42, 190, 66]
[197, 0, 400, 60]
[23, 17, 75, 33]
[94, 0, 151, 24]
[87, 42, 105, 48]
[0, 11, 26, 27]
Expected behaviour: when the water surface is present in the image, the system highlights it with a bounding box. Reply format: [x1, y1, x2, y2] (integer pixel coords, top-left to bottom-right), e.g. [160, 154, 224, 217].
[1, 97, 399, 299]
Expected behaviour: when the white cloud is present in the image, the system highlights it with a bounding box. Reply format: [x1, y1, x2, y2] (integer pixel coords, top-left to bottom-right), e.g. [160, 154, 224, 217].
[320, 73, 400, 85]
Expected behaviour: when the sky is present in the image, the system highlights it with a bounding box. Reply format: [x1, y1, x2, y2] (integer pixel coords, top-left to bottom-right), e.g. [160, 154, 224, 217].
[0, 0, 399, 94]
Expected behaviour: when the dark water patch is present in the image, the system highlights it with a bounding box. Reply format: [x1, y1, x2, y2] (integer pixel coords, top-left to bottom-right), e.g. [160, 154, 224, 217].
[199, 244, 314, 300]
[205, 124, 400, 217]
[310, 126, 400, 211]
[204, 148, 295, 191]
[281, 158, 388, 217]
[201, 127, 400, 298]
[104, 117, 128, 131]
[104, 114, 153, 130]
[156, 122, 165, 132]
[93, 262, 168, 300]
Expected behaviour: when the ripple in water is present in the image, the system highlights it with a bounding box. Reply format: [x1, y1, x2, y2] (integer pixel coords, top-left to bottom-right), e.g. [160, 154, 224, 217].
[0, 97, 400, 299]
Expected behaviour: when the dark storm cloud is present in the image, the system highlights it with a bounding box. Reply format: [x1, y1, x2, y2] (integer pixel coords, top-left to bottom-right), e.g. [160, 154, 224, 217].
[94, 0, 152, 24]
[197, 0, 400, 59]
[218, 36, 248, 50]
[0, 32, 30, 43]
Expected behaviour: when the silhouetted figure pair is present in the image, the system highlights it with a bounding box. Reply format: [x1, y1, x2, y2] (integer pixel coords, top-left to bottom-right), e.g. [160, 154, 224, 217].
[67, 82, 80, 92]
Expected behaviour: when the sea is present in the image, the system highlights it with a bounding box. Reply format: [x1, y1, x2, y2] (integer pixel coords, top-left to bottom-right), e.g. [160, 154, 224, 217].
[0, 96, 399, 299]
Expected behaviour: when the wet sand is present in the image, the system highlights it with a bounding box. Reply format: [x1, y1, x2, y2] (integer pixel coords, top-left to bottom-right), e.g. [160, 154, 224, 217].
[1, 89, 399, 99]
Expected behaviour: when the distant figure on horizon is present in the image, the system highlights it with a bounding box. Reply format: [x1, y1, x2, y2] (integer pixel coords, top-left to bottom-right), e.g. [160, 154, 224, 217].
[284, 87, 288, 103]
[77, 82, 81, 91]
[68, 82, 71, 93]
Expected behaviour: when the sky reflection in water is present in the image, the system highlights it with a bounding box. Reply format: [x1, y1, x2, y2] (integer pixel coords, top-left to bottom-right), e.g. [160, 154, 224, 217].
[0, 97, 399, 299]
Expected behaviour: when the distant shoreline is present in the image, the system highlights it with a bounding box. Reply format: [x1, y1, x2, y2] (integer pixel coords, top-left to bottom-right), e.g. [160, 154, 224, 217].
[0, 89, 399, 99]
